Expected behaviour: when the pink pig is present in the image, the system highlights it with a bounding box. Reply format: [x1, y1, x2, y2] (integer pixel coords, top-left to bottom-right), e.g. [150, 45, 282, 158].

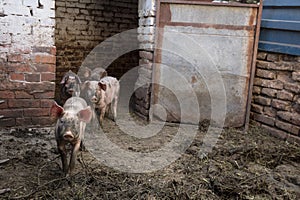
[51, 97, 92, 175]
[91, 76, 120, 127]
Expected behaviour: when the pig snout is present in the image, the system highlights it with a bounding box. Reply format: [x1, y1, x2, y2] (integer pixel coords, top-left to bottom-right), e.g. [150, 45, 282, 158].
[63, 130, 74, 141]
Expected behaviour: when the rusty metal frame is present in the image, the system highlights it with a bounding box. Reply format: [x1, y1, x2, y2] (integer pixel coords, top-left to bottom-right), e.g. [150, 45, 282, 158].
[150, 0, 263, 128]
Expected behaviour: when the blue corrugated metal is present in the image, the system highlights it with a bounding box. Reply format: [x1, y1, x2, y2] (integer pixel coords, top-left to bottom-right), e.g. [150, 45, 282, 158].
[258, 0, 300, 56]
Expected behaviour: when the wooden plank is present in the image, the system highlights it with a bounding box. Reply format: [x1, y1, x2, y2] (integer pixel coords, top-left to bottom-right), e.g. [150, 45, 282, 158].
[263, 0, 300, 7]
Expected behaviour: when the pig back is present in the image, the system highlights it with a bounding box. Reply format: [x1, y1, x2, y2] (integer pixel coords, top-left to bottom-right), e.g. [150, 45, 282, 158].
[63, 97, 88, 113]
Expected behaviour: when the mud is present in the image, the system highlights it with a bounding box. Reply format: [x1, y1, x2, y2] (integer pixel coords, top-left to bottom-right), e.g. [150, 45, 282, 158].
[0, 117, 299, 199]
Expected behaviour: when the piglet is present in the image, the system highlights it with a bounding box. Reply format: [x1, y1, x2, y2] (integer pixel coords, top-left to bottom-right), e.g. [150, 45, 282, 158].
[59, 70, 81, 105]
[51, 97, 92, 175]
[91, 76, 120, 127]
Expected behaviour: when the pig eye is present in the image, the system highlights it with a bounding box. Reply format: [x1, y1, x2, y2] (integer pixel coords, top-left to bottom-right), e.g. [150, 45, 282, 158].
[60, 119, 65, 123]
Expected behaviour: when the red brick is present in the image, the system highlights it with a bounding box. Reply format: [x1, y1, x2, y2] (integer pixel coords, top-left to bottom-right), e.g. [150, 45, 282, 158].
[275, 120, 293, 133]
[15, 91, 34, 99]
[7, 54, 24, 62]
[0, 118, 16, 127]
[0, 101, 8, 109]
[8, 99, 40, 108]
[41, 73, 55, 81]
[139, 51, 153, 60]
[0, 109, 23, 118]
[0, 91, 15, 98]
[277, 90, 294, 101]
[33, 91, 55, 99]
[272, 99, 290, 110]
[10, 73, 25, 81]
[32, 46, 56, 55]
[9, 63, 33, 73]
[32, 117, 55, 126]
[41, 99, 54, 108]
[26, 82, 55, 93]
[35, 64, 55, 73]
[34, 54, 56, 64]
[16, 117, 32, 126]
[25, 73, 40, 82]
[24, 108, 49, 117]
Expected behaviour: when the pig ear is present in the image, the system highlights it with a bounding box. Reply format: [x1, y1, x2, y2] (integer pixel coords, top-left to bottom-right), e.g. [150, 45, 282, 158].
[84, 68, 92, 78]
[100, 71, 107, 79]
[98, 82, 107, 91]
[77, 106, 92, 123]
[75, 74, 82, 84]
[50, 101, 64, 119]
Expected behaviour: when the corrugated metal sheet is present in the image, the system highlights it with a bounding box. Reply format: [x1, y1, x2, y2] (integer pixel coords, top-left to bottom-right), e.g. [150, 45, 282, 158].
[152, 0, 262, 128]
[259, 0, 300, 56]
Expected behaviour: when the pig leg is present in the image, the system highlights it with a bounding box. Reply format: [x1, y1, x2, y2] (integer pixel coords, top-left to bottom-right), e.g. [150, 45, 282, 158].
[69, 140, 81, 174]
[99, 106, 106, 127]
[57, 141, 68, 175]
[112, 96, 118, 123]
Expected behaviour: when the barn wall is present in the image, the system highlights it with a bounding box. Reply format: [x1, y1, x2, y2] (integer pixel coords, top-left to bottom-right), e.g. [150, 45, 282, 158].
[55, 0, 139, 102]
[0, 0, 56, 127]
[251, 51, 300, 143]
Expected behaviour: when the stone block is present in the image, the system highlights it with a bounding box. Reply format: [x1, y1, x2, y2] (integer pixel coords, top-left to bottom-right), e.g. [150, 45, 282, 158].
[266, 53, 281, 62]
[256, 51, 267, 60]
[261, 88, 277, 97]
[284, 83, 300, 93]
[263, 107, 276, 117]
[251, 103, 263, 113]
[256, 69, 275, 79]
[253, 96, 271, 106]
[271, 99, 290, 111]
[252, 86, 261, 94]
[277, 90, 294, 101]
[252, 113, 275, 126]
[292, 71, 300, 82]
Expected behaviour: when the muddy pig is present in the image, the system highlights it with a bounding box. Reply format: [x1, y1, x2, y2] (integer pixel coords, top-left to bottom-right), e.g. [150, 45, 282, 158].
[91, 76, 120, 127]
[60, 70, 81, 105]
[78, 67, 107, 82]
[51, 97, 92, 175]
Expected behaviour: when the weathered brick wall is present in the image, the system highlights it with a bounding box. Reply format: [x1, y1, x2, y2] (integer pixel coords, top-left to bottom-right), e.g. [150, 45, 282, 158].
[251, 51, 300, 143]
[55, 0, 138, 101]
[0, 0, 56, 127]
[134, 0, 155, 119]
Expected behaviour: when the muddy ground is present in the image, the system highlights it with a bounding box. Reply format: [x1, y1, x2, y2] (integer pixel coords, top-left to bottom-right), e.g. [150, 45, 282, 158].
[0, 117, 299, 200]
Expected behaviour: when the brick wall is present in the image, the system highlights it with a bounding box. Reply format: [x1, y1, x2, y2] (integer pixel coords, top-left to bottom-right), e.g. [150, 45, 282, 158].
[251, 51, 300, 143]
[55, 0, 139, 101]
[0, 0, 56, 127]
[134, 0, 156, 119]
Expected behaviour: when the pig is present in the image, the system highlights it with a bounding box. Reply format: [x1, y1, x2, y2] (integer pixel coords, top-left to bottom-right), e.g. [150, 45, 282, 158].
[59, 70, 82, 105]
[50, 97, 92, 175]
[80, 80, 99, 121]
[91, 76, 120, 127]
[78, 67, 107, 82]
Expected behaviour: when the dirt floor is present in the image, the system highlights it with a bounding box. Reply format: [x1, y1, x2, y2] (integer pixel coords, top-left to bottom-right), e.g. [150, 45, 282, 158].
[0, 117, 299, 200]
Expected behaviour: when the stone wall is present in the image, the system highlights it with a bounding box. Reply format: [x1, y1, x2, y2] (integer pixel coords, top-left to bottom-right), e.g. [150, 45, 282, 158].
[251, 51, 300, 143]
[55, 0, 139, 101]
[0, 0, 56, 127]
